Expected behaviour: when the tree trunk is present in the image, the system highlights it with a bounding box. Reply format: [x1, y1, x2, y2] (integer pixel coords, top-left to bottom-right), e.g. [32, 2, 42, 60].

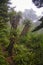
[6, 15, 21, 56]
[20, 23, 30, 36]
[7, 37, 15, 56]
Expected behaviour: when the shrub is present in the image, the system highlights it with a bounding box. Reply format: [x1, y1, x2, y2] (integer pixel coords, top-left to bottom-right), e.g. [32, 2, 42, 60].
[0, 55, 9, 65]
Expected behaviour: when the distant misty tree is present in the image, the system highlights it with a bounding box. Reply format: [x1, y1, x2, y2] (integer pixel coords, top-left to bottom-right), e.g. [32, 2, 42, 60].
[23, 9, 38, 21]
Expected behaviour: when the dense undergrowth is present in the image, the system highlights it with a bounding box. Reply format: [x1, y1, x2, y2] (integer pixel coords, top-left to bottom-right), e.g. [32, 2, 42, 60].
[0, 32, 43, 65]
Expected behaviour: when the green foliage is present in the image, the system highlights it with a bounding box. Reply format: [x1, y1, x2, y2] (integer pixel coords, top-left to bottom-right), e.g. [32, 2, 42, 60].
[0, 22, 10, 47]
[0, 55, 9, 65]
[13, 34, 43, 65]
[0, 0, 10, 22]
[13, 44, 34, 65]
[0, 0, 43, 65]
[0, 0, 10, 47]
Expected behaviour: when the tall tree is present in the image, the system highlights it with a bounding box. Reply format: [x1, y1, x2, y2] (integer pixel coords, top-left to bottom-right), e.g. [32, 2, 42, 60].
[20, 19, 31, 36]
[0, 0, 10, 22]
[0, 0, 10, 45]
[6, 10, 22, 56]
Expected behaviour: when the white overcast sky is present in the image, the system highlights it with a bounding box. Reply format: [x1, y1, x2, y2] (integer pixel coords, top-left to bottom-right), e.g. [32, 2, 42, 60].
[10, 0, 43, 16]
